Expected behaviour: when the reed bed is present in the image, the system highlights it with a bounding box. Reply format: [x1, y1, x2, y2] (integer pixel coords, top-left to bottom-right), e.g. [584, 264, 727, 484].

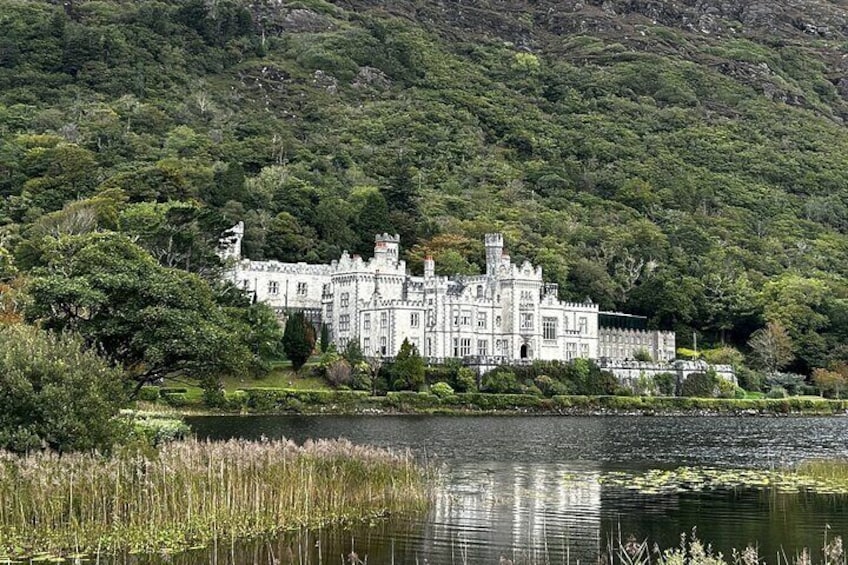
[796, 459, 848, 483]
[0, 438, 428, 559]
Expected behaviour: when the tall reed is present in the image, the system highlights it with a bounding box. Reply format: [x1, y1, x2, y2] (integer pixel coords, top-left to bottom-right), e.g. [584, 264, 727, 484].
[0, 438, 428, 559]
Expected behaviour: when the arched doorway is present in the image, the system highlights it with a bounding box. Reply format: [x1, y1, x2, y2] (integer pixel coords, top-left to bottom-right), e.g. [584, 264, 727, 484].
[520, 344, 528, 359]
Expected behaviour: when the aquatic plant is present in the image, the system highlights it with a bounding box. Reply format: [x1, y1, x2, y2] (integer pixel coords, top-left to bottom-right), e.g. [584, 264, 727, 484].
[0, 438, 428, 560]
[598, 463, 848, 496]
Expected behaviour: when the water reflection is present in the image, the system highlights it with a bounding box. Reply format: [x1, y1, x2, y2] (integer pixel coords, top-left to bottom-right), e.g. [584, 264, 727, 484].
[162, 415, 848, 565]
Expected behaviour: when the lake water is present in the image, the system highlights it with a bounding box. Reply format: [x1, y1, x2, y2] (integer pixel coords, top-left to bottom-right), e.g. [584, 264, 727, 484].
[175, 415, 848, 565]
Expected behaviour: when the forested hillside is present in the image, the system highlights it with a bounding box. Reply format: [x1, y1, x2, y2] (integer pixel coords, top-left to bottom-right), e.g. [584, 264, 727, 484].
[3, 0, 848, 377]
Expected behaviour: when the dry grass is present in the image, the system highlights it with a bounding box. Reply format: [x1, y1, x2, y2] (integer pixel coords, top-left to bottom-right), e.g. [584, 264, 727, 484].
[0, 438, 428, 559]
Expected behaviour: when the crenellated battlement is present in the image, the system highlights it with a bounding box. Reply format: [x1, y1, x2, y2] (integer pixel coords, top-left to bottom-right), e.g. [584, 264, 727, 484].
[241, 260, 333, 276]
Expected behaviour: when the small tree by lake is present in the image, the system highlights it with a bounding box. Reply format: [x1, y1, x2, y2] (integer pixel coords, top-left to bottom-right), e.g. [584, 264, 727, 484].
[282, 311, 315, 372]
[390, 338, 425, 391]
[0, 324, 125, 453]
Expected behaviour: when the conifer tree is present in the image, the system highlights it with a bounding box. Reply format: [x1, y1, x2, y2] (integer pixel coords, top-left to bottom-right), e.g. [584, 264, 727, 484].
[319, 323, 330, 353]
[282, 311, 315, 372]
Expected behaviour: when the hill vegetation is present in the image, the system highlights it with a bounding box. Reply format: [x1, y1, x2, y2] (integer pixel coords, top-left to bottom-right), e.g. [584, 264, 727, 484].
[3, 0, 848, 384]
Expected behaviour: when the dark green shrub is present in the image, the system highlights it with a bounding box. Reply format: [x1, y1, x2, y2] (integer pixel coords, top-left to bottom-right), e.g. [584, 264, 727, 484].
[159, 387, 188, 396]
[483, 370, 522, 393]
[138, 386, 160, 402]
[653, 372, 677, 396]
[224, 390, 248, 410]
[680, 371, 719, 397]
[734, 365, 764, 392]
[161, 392, 190, 407]
[534, 375, 569, 397]
[766, 386, 788, 399]
[456, 367, 478, 392]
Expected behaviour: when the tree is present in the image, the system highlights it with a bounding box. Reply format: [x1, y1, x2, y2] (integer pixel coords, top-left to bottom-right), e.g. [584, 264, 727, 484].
[0, 324, 125, 453]
[747, 321, 794, 375]
[282, 311, 316, 372]
[319, 323, 330, 353]
[812, 367, 847, 399]
[390, 338, 425, 391]
[25, 233, 254, 394]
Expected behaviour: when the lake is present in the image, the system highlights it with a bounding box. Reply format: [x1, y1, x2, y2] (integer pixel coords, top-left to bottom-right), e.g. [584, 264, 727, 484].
[172, 415, 848, 565]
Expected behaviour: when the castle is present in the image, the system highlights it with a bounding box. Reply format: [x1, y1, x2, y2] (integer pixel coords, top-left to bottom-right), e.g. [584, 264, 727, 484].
[220, 223, 676, 366]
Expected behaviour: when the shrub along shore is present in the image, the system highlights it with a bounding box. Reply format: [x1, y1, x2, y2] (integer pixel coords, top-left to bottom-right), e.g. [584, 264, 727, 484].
[148, 387, 848, 416]
[0, 438, 428, 560]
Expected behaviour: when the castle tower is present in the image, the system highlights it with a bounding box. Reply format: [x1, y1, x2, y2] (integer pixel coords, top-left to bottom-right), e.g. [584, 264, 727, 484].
[374, 233, 401, 264]
[218, 221, 244, 261]
[485, 233, 504, 276]
[424, 255, 435, 278]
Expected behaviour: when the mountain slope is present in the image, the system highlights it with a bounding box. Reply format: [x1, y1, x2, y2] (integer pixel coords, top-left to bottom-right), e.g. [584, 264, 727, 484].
[2, 0, 848, 373]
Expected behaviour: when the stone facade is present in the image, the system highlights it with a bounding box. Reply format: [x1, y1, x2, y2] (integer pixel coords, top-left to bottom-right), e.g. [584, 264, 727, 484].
[221, 228, 674, 364]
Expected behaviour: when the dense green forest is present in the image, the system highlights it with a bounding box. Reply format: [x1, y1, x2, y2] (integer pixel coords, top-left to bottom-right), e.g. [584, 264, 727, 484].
[3, 0, 848, 379]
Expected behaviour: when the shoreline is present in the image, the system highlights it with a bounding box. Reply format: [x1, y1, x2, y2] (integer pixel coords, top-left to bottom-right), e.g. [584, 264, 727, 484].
[147, 389, 848, 418]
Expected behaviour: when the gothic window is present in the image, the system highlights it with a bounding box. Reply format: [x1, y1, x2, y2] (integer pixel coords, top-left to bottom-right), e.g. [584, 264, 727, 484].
[363, 313, 371, 330]
[476, 285, 483, 299]
[543, 317, 557, 341]
[410, 312, 420, 327]
[477, 312, 487, 329]
[520, 313, 534, 330]
[268, 281, 279, 295]
[380, 312, 388, 329]
[340, 292, 349, 307]
[296, 282, 307, 296]
[339, 314, 350, 332]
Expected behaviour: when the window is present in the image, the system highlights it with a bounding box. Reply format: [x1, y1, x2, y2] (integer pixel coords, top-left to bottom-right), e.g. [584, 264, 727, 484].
[563, 317, 569, 330]
[268, 281, 279, 295]
[496, 316, 502, 328]
[363, 337, 370, 352]
[380, 312, 388, 328]
[477, 312, 487, 329]
[452, 338, 471, 357]
[453, 309, 460, 326]
[426, 338, 433, 357]
[363, 313, 371, 330]
[476, 285, 483, 299]
[566, 342, 577, 360]
[296, 282, 307, 296]
[461, 310, 472, 326]
[477, 339, 488, 356]
[339, 314, 350, 332]
[340, 292, 349, 307]
[410, 312, 420, 327]
[520, 290, 534, 302]
[580, 343, 590, 358]
[543, 317, 557, 340]
[380, 336, 387, 355]
[578, 317, 588, 334]
[520, 313, 534, 330]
